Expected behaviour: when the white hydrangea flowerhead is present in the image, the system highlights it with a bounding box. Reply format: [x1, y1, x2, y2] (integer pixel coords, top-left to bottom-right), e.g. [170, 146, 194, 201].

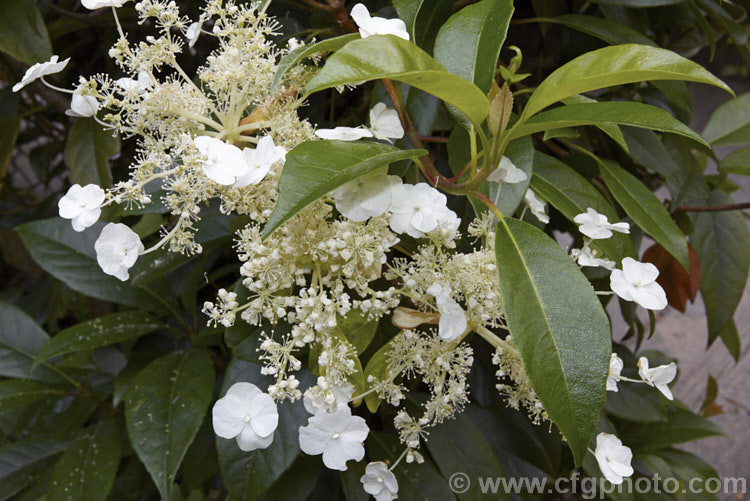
[637, 357, 677, 400]
[66, 93, 99, 118]
[331, 173, 402, 222]
[58, 184, 106, 232]
[594, 433, 634, 485]
[194, 136, 248, 186]
[360, 461, 399, 501]
[487, 156, 527, 184]
[607, 353, 623, 392]
[212, 382, 279, 451]
[350, 3, 410, 40]
[303, 379, 355, 414]
[186, 21, 203, 48]
[12, 55, 70, 92]
[94, 223, 144, 281]
[574, 208, 630, 240]
[116, 71, 154, 95]
[427, 283, 467, 342]
[572, 247, 615, 271]
[315, 127, 373, 141]
[235, 136, 286, 188]
[389, 183, 460, 238]
[610, 257, 667, 310]
[299, 405, 369, 471]
[82, 0, 130, 9]
[524, 189, 549, 224]
[368, 103, 404, 142]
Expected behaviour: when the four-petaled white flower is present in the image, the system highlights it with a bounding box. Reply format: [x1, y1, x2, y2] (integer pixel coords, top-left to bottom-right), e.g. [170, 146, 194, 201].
[361, 461, 399, 501]
[116, 71, 154, 95]
[427, 283, 467, 342]
[594, 433, 634, 485]
[574, 208, 630, 240]
[368, 103, 404, 142]
[66, 93, 99, 118]
[212, 382, 279, 451]
[12, 55, 70, 93]
[58, 184, 106, 232]
[607, 353, 623, 392]
[235, 135, 286, 188]
[186, 22, 202, 48]
[194, 136, 248, 186]
[389, 183, 460, 238]
[350, 3, 410, 40]
[331, 173, 402, 222]
[94, 223, 144, 281]
[610, 257, 667, 310]
[82, 0, 130, 9]
[299, 405, 369, 471]
[315, 127, 373, 141]
[524, 189, 549, 224]
[572, 247, 615, 271]
[637, 357, 677, 400]
[487, 156, 527, 184]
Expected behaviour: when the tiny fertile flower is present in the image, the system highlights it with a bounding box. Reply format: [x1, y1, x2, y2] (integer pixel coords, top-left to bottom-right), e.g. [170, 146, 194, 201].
[594, 433, 633, 485]
[116, 71, 154, 95]
[368, 103, 404, 142]
[315, 127, 373, 141]
[638, 357, 677, 400]
[213, 382, 279, 451]
[58, 184, 106, 232]
[12, 55, 70, 92]
[574, 208, 630, 240]
[610, 257, 667, 310]
[427, 283, 467, 342]
[194, 136, 248, 186]
[607, 353, 623, 392]
[487, 156, 527, 184]
[361, 461, 399, 501]
[94, 223, 144, 281]
[572, 247, 615, 271]
[235, 136, 286, 188]
[524, 189, 549, 224]
[82, 0, 130, 8]
[66, 93, 99, 118]
[299, 405, 369, 471]
[389, 183, 459, 238]
[331, 173, 402, 222]
[350, 3, 410, 41]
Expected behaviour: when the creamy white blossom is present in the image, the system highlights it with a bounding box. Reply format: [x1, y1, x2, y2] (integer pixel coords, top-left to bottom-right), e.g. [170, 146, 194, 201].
[66, 93, 99, 118]
[389, 183, 460, 238]
[574, 208, 630, 240]
[194, 136, 248, 186]
[94, 223, 144, 281]
[368, 103, 404, 142]
[572, 247, 615, 270]
[58, 184, 106, 232]
[212, 382, 279, 451]
[116, 71, 153, 94]
[607, 354, 623, 392]
[315, 127, 373, 141]
[235, 136, 286, 188]
[361, 461, 399, 501]
[299, 405, 369, 471]
[331, 173, 402, 222]
[350, 3, 410, 40]
[12, 55, 70, 92]
[427, 283, 467, 342]
[186, 21, 202, 48]
[594, 433, 633, 485]
[524, 189, 549, 224]
[304, 379, 355, 414]
[637, 357, 677, 400]
[82, 0, 129, 8]
[610, 257, 667, 310]
[487, 156, 527, 184]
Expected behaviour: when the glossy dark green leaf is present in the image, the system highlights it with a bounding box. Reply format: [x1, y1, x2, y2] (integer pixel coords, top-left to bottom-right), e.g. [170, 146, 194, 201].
[272, 34, 360, 91]
[618, 407, 724, 450]
[0, 301, 59, 382]
[589, 0, 685, 5]
[0, 0, 52, 65]
[716, 320, 741, 362]
[533, 14, 654, 45]
[0, 380, 63, 414]
[65, 118, 119, 187]
[494, 217, 611, 465]
[393, 0, 453, 53]
[262, 140, 425, 238]
[702, 92, 750, 147]
[0, 439, 67, 501]
[718, 148, 750, 177]
[604, 384, 666, 423]
[125, 350, 214, 500]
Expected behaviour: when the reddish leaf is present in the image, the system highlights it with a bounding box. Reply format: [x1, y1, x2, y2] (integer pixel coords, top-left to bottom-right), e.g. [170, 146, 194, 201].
[642, 242, 701, 312]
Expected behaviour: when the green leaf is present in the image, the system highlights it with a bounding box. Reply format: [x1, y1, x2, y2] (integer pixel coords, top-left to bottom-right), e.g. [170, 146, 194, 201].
[494, 217, 611, 465]
[604, 384, 666, 423]
[589, 0, 685, 6]
[362, 337, 398, 413]
[511, 101, 708, 148]
[0, 380, 63, 414]
[35, 311, 165, 365]
[0, 439, 67, 501]
[618, 407, 724, 450]
[716, 320, 741, 362]
[520, 44, 731, 120]
[272, 34, 360, 92]
[0, 89, 20, 171]
[334, 310, 378, 355]
[393, 0, 453, 54]
[303, 35, 489, 127]
[433, 0, 514, 93]
[125, 350, 214, 500]
[65, 118, 120, 187]
[597, 159, 689, 269]
[0, 301, 59, 382]
[48, 420, 121, 501]
[533, 14, 654, 46]
[702, 92, 750, 147]
[0, 0, 52, 66]
[529, 153, 635, 263]
[262, 140, 425, 238]
[719, 148, 750, 176]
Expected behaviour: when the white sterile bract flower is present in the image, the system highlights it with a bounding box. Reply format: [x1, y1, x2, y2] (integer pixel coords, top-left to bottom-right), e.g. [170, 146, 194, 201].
[574, 208, 630, 240]
[299, 405, 369, 471]
[594, 433, 634, 485]
[610, 257, 667, 310]
[304, 380, 355, 414]
[12, 55, 70, 92]
[350, 3, 410, 40]
[361, 461, 399, 501]
[212, 382, 279, 451]
[389, 183, 460, 238]
[66, 93, 99, 118]
[607, 353, 623, 392]
[116, 71, 153, 95]
[194, 136, 248, 186]
[487, 156, 527, 184]
[524, 189, 549, 224]
[315, 127, 373, 141]
[572, 247, 615, 270]
[235, 136, 286, 188]
[331, 173, 402, 222]
[58, 184, 105, 232]
[637, 357, 677, 400]
[94, 223, 144, 281]
[427, 283, 467, 342]
[369, 103, 404, 142]
[186, 22, 202, 48]
[82, 0, 129, 9]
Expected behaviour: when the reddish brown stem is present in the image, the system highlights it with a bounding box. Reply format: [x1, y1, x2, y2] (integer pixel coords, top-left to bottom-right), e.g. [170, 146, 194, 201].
[675, 202, 750, 212]
[419, 135, 450, 143]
